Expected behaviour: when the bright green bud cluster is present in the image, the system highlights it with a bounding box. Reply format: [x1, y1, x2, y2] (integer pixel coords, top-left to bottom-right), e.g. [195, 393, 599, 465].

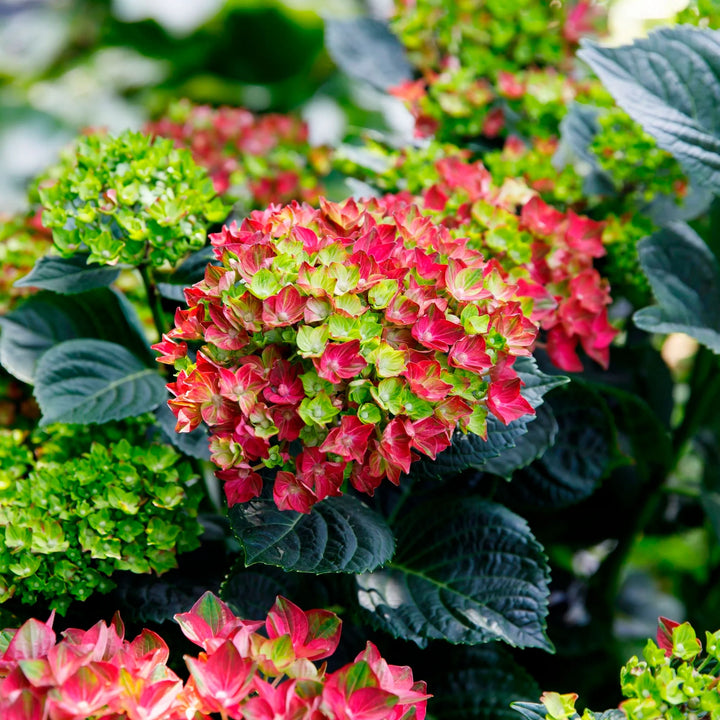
[601, 214, 653, 308]
[590, 108, 687, 203]
[0, 426, 203, 614]
[536, 621, 720, 720]
[620, 627, 720, 720]
[391, 0, 570, 78]
[37, 130, 228, 267]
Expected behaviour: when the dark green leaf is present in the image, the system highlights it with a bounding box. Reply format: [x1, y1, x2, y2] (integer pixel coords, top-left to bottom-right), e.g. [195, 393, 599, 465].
[496, 383, 616, 509]
[324, 17, 413, 91]
[157, 245, 215, 302]
[514, 357, 568, 408]
[14, 254, 121, 294]
[633, 223, 720, 352]
[430, 645, 540, 720]
[579, 27, 720, 192]
[229, 494, 394, 573]
[155, 403, 210, 461]
[112, 574, 218, 625]
[410, 358, 567, 480]
[357, 497, 552, 650]
[221, 563, 307, 620]
[0, 289, 151, 384]
[482, 404, 558, 481]
[34, 339, 166, 426]
[511, 702, 547, 720]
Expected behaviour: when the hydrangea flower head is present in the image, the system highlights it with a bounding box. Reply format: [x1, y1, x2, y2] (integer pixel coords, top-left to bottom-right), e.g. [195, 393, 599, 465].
[156, 197, 540, 512]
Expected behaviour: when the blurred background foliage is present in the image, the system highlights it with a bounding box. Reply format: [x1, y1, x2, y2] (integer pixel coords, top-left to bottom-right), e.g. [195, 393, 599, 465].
[0, 0, 689, 213]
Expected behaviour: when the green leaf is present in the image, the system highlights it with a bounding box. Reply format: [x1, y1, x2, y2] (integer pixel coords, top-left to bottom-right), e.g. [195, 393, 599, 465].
[34, 339, 166, 426]
[578, 27, 720, 192]
[14, 254, 121, 294]
[155, 403, 210, 461]
[357, 497, 552, 650]
[430, 646, 540, 720]
[496, 383, 616, 509]
[157, 246, 215, 302]
[221, 563, 307, 620]
[633, 223, 720, 352]
[0, 289, 151, 384]
[512, 702, 548, 720]
[229, 494, 394, 573]
[325, 17, 413, 91]
[558, 103, 616, 196]
[482, 404, 558, 481]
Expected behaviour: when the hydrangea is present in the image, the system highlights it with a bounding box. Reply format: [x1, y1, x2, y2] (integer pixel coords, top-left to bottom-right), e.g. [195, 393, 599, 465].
[390, 0, 600, 79]
[37, 130, 228, 267]
[0, 592, 428, 720]
[389, 0, 606, 141]
[147, 100, 329, 207]
[484, 135, 586, 206]
[0, 424, 203, 613]
[590, 107, 687, 202]
[155, 197, 539, 512]
[336, 144, 617, 371]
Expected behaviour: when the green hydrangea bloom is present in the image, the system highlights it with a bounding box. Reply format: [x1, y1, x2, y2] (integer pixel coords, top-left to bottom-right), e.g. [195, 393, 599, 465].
[37, 130, 228, 268]
[0, 423, 203, 614]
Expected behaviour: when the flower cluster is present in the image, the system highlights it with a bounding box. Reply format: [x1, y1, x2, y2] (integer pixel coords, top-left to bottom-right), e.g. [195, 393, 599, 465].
[389, 0, 606, 142]
[540, 618, 720, 720]
[156, 197, 539, 512]
[335, 144, 616, 371]
[392, 68, 605, 143]
[391, 0, 600, 79]
[0, 211, 53, 314]
[484, 136, 585, 207]
[147, 100, 329, 207]
[590, 107, 687, 202]
[0, 591, 429, 720]
[0, 424, 203, 613]
[37, 130, 227, 267]
[392, 156, 616, 370]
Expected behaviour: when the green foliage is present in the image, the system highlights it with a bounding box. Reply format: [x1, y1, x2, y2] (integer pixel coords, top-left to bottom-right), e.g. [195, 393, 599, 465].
[15, 254, 121, 295]
[34, 338, 167, 426]
[0, 288, 152, 385]
[37, 130, 227, 267]
[0, 424, 203, 613]
[634, 223, 720, 353]
[429, 645, 541, 720]
[325, 17, 413, 91]
[579, 27, 720, 195]
[357, 497, 552, 650]
[532, 620, 720, 720]
[590, 108, 687, 202]
[229, 494, 395, 574]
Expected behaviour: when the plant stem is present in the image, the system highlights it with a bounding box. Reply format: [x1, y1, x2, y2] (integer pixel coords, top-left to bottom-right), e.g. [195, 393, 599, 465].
[139, 263, 169, 339]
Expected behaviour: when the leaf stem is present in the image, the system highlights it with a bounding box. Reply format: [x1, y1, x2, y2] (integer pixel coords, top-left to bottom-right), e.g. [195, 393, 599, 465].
[139, 263, 169, 340]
